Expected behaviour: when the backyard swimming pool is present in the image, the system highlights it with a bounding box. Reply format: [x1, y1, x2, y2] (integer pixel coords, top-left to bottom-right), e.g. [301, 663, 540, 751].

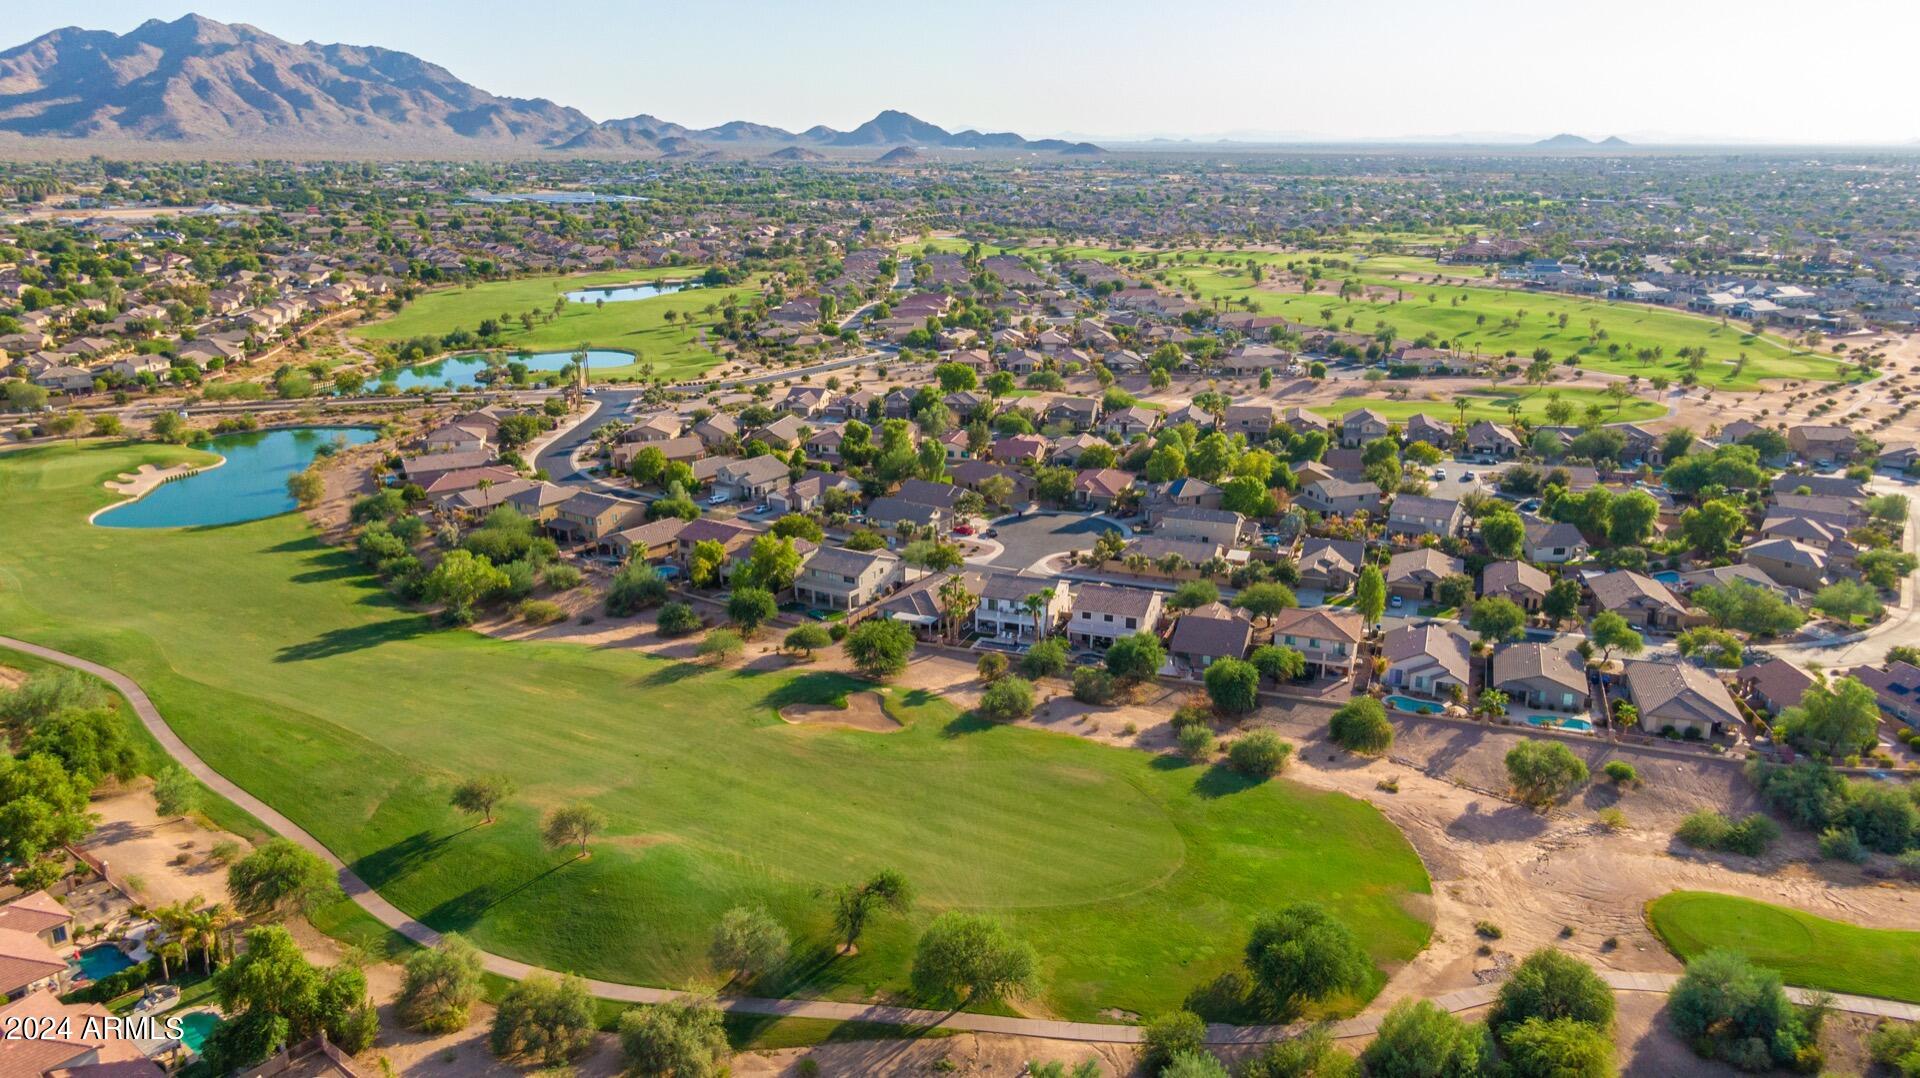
[1526, 714, 1595, 732]
[70, 943, 134, 980]
[1385, 695, 1444, 714]
[176, 1009, 220, 1053]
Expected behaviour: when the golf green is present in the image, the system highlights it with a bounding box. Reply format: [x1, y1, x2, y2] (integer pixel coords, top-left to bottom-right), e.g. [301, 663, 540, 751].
[1648, 891, 1920, 1002]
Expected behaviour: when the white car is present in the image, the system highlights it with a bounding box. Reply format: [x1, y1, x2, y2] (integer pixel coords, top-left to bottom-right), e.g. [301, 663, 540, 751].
[1432, 468, 1447, 481]
[706, 492, 732, 506]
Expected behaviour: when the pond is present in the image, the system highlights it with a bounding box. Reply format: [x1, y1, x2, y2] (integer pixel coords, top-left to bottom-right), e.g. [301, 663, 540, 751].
[369, 348, 631, 393]
[95, 426, 378, 529]
[562, 281, 691, 304]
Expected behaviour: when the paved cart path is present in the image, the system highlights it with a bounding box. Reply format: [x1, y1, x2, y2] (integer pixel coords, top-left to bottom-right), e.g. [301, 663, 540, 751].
[5, 635, 1917, 1043]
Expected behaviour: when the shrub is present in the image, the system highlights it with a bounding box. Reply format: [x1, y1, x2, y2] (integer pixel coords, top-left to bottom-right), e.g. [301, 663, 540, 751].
[1329, 698, 1394, 755]
[1228, 730, 1291, 778]
[605, 564, 669, 616]
[1596, 807, 1628, 830]
[978, 677, 1035, 722]
[1505, 740, 1588, 807]
[517, 599, 565, 626]
[1818, 826, 1868, 863]
[1021, 638, 1070, 679]
[1668, 950, 1815, 1072]
[783, 624, 832, 658]
[398, 935, 484, 1034]
[1489, 948, 1615, 1035]
[697, 629, 744, 665]
[656, 602, 701, 636]
[976, 653, 1007, 682]
[490, 974, 595, 1064]
[1203, 658, 1261, 716]
[1602, 760, 1638, 786]
[1869, 1020, 1920, 1076]
[844, 619, 916, 680]
[1141, 1010, 1207, 1073]
[1676, 811, 1779, 857]
[1475, 921, 1503, 940]
[1244, 903, 1371, 1010]
[1360, 1000, 1485, 1078]
[1071, 666, 1114, 705]
[1176, 723, 1214, 761]
[1501, 1017, 1614, 1078]
[618, 995, 730, 1078]
[543, 564, 583, 591]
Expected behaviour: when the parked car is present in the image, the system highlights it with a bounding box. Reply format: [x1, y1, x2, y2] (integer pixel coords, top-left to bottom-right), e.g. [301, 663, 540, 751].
[983, 528, 998, 538]
[1390, 594, 1404, 608]
[952, 523, 975, 536]
[1431, 468, 1447, 481]
[706, 492, 731, 506]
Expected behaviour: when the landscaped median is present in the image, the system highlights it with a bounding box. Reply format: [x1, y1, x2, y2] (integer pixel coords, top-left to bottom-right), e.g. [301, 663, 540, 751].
[0, 439, 1433, 1023]
[1647, 890, 1920, 1003]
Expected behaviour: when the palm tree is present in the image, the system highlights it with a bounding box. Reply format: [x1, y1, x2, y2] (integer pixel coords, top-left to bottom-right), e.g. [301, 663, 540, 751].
[203, 903, 241, 968]
[1022, 589, 1055, 642]
[938, 575, 977, 644]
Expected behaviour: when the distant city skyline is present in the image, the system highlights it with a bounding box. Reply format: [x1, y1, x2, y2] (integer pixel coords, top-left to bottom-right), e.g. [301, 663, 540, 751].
[11, 0, 1918, 145]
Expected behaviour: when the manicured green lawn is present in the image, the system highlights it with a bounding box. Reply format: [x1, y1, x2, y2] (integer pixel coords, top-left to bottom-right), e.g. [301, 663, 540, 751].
[351, 268, 758, 382]
[0, 441, 1430, 1021]
[1309, 386, 1664, 425]
[1647, 891, 1920, 1002]
[908, 240, 1847, 390]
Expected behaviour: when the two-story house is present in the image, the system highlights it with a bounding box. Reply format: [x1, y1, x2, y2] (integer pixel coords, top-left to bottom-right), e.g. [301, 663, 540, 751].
[793, 546, 905, 610]
[1066, 584, 1164, 651]
[974, 573, 1068, 642]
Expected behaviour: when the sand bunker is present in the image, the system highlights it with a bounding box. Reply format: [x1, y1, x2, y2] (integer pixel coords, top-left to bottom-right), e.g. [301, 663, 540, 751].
[105, 462, 200, 497]
[778, 691, 901, 732]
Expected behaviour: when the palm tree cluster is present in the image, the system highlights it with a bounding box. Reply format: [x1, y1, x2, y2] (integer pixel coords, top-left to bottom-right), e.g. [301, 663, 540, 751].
[134, 899, 243, 979]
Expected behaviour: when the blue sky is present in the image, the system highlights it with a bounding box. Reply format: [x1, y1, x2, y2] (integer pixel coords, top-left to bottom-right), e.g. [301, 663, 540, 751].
[13, 1, 1919, 143]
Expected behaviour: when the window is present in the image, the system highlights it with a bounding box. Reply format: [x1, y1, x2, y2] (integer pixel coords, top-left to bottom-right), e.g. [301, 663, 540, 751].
[1124, 617, 1136, 629]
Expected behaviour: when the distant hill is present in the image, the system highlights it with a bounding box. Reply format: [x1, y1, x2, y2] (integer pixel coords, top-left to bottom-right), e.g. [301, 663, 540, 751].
[0, 14, 1102, 156]
[0, 14, 594, 147]
[1533, 133, 1631, 149]
[875, 145, 923, 164]
[766, 146, 827, 162]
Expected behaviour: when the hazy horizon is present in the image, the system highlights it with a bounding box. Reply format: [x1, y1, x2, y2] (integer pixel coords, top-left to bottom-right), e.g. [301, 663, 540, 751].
[11, 0, 1919, 146]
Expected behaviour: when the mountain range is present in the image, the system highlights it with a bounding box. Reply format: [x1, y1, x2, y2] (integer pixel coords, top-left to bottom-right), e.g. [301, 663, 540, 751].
[0, 14, 1101, 157]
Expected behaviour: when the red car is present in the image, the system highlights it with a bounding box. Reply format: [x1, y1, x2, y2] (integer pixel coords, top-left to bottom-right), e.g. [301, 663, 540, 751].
[952, 523, 975, 536]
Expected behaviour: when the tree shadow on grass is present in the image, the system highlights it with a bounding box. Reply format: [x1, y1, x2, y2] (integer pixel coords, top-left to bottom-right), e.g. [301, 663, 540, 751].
[419, 856, 580, 934]
[275, 614, 435, 662]
[1191, 762, 1262, 799]
[939, 709, 995, 739]
[637, 661, 706, 688]
[1183, 970, 1266, 1025]
[350, 825, 478, 888]
[761, 671, 866, 710]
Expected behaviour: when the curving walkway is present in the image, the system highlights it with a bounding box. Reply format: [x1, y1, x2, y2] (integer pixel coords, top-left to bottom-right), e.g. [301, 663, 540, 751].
[6, 634, 1919, 1044]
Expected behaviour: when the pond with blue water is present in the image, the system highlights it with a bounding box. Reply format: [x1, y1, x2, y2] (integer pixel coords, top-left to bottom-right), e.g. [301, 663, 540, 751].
[562, 281, 691, 304]
[369, 348, 632, 393]
[95, 427, 378, 529]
